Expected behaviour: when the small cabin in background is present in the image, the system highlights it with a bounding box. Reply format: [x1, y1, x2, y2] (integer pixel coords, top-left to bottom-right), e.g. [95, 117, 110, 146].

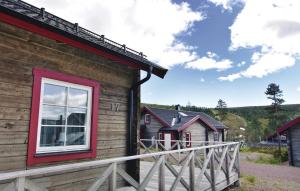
[275, 116, 300, 167]
[0, 0, 167, 190]
[140, 106, 227, 149]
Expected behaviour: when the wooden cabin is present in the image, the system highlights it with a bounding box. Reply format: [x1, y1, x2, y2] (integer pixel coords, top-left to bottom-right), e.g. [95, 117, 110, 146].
[0, 0, 167, 190]
[275, 117, 300, 167]
[140, 106, 227, 149]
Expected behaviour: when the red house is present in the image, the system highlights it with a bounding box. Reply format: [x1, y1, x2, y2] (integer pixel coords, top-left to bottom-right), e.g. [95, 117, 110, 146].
[0, 0, 166, 190]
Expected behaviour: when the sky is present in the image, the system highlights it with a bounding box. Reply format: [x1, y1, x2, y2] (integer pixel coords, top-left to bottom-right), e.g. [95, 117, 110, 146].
[25, 0, 300, 107]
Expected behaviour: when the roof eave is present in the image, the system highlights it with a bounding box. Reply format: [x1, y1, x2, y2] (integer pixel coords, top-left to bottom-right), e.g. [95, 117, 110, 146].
[0, 3, 167, 78]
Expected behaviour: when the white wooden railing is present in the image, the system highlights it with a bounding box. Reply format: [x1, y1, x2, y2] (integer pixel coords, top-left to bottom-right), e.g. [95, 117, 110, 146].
[0, 141, 240, 191]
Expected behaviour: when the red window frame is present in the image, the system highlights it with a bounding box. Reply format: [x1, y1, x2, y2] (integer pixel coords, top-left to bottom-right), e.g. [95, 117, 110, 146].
[144, 114, 151, 124]
[27, 68, 100, 166]
[185, 132, 191, 148]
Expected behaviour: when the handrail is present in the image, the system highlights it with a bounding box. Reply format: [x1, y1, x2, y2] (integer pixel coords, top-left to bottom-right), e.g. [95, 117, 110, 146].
[140, 139, 230, 144]
[0, 142, 238, 181]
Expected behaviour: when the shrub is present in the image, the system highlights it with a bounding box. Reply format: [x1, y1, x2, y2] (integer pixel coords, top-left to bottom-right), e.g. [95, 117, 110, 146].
[273, 148, 288, 162]
[244, 175, 256, 184]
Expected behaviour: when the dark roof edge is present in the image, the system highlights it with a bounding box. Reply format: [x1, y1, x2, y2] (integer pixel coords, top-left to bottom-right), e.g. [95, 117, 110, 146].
[177, 115, 218, 132]
[0, 0, 167, 78]
[142, 106, 171, 127]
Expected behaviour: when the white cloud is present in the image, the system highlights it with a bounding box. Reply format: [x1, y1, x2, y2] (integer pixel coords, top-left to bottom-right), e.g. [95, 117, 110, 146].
[185, 52, 233, 71]
[200, 78, 205, 82]
[237, 61, 246, 67]
[207, 0, 245, 11]
[25, 0, 207, 69]
[219, 0, 300, 81]
[218, 73, 241, 82]
[297, 87, 300, 92]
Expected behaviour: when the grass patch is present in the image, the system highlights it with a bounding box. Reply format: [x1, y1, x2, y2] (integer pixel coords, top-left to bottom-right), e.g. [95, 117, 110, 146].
[254, 155, 281, 165]
[244, 175, 256, 184]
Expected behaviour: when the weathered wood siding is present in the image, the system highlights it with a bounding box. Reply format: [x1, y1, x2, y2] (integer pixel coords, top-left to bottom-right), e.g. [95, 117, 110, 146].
[0, 21, 139, 190]
[140, 114, 163, 140]
[288, 124, 300, 167]
[182, 122, 206, 147]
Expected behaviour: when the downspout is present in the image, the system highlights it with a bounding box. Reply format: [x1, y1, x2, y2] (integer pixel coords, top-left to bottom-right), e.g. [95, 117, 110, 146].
[127, 65, 153, 181]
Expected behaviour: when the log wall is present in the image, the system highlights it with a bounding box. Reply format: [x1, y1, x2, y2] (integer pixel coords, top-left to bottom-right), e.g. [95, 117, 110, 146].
[0, 21, 139, 190]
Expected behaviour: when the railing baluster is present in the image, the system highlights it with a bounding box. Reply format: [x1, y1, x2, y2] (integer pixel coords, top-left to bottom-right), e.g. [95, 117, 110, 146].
[16, 177, 25, 191]
[109, 163, 117, 191]
[189, 151, 195, 191]
[159, 155, 165, 191]
[210, 148, 216, 191]
[225, 147, 230, 185]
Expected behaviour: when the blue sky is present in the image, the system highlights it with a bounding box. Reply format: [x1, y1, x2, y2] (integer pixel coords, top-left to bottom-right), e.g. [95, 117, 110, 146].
[26, 0, 300, 107]
[141, 0, 300, 107]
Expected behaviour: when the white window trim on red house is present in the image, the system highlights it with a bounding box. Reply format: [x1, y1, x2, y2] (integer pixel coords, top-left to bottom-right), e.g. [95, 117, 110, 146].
[185, 132, 191, 148]
[36, 78, 93, 154]
[27, 68, 100, 166]
[144, 114, 151, 124]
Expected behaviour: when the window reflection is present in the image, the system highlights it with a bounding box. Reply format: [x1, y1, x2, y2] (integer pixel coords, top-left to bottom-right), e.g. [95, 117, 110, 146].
[43, 84, 67, 105]
[66, 127, 85, 145]
[67, 108, 87, 126]
[42, 105, 66, 125]
[40, 126, 65, 147]
[69, 88, 88, 107]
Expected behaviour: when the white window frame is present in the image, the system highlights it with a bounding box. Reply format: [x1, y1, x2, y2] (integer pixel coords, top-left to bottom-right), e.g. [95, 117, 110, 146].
[144, 114, 151, 124]
[36, 78, 92, 154]
[186, 132, 191, 147]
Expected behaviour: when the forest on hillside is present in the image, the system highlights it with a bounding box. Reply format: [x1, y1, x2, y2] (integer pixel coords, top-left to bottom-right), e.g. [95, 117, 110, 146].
[142, 103, 300, 143]
[143, 83, 300, 143]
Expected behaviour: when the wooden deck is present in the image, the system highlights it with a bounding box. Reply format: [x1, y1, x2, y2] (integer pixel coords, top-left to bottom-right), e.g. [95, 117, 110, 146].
[0, 141, 240, 191]
[139, 161, 238, 191]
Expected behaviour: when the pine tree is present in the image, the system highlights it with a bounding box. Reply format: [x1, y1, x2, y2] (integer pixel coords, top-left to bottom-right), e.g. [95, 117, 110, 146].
[216, 99, 227, 120]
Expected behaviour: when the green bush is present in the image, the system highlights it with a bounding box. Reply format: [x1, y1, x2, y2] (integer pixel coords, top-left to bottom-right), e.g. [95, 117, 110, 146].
[273, 148, 288, 162]
[244, 175, 256, 184]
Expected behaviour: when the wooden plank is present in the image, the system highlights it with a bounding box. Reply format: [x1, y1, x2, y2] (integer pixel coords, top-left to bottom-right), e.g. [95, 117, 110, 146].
[117, 167, 139, 189]
[25, 179, 48, 191]
[87, 164, 114, 191]
[215, 146, 228, 179]
[16, 177, 25, 191]
[189, 151, 195, 191]
[159, 156, 165, 191]
[210, 149, 216, 191]
[170, 152, 193, 191]
[138, 156, 163, 191]
[109, 163, 117, 191]
[2, 182, 16, 191]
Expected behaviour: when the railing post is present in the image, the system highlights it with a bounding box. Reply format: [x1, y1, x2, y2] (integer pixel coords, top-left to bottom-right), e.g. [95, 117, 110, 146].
[210, 148, 216, 191]
[236, 144, 241, 178]
[159, 155, 165, 191]
[225, 147, 230, 185]
[189, 151, 195, 191]
[109, 163, 117, 191]
[156, 140, 158, 151]
[16, 177, 25, 191]
[177, 140, 181, 162]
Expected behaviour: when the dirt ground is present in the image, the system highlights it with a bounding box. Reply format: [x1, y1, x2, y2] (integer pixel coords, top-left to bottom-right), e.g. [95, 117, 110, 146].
[237, 152, 300, 191]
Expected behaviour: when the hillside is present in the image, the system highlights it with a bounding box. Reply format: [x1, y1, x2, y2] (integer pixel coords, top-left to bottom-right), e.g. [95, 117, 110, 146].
[142, 103, 300, 142]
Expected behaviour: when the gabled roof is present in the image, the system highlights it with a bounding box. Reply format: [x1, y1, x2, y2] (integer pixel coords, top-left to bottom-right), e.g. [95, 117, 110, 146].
[277, 116, 300, 134]
[0, 0, 167, 78]
[142, 106, 227, 132]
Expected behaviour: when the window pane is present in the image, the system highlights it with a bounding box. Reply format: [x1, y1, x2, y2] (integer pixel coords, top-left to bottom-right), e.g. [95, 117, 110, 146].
[43, 83, 67, 105]
[40, 126, 65, 147]
[66, 127, 85, 145]
[67, 108, 87, 126]
[42, 105, 66, 125]
[68, 88, 88, 107]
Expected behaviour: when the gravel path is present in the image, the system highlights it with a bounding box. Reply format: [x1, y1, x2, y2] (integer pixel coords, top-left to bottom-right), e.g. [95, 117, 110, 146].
[239, 153, 300, 191]
[241, 161, 300, 182]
